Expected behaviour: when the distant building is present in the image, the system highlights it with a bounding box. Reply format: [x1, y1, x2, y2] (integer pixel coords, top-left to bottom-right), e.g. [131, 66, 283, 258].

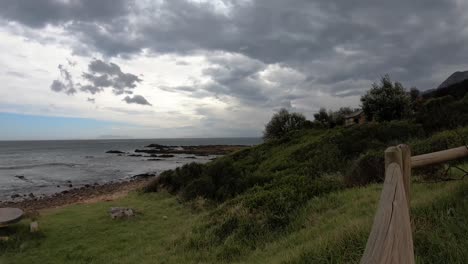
[344, 110, 366, 127]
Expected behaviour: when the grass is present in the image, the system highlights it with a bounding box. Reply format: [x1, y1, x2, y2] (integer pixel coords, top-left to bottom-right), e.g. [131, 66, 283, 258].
[1, 171, 467, 263]
[0, 192, 206, 264]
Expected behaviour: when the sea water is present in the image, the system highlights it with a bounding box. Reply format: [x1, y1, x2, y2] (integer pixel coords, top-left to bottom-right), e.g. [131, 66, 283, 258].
[0, 138, 261, 201]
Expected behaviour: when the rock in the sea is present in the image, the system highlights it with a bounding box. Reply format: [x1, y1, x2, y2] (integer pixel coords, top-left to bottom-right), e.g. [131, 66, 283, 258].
[15, 175, 26, 180]
[145, 144, 169, 149]
[147, 159, 162, 161]
[106, 150, 125, 154]
[128, 154, 143, 157]
[132, 173, 156, 179]
[10, 194, 21, 199]
[29, 193, 35, 198]
[185, 156, 197, 159]
[109, 207, 135, 219]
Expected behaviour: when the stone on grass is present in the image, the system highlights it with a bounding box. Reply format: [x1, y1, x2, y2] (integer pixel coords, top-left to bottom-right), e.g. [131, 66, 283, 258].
[30, 221, 39, 233]
[109, 207, 135, 219]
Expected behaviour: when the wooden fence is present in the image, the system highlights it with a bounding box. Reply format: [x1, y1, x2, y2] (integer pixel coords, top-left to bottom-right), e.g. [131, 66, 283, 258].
[360, 144, 468, 264]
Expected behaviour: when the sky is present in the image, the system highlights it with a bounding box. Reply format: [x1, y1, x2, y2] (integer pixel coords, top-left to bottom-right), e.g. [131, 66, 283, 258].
[1, 0, 468, 140]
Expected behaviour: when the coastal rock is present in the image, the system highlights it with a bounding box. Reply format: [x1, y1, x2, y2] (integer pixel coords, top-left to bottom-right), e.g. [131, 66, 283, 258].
[106, 150, 125, 154]
[185, 156, 197, 159]
[145, 144, 170, 149]
[128, 154, 143, 157]
[10, 194, 21, 199]
[15, 175, 26, 180]
[132, 173, 156, 179]
[147, 159, 162, 161]
[109, 207, 135, 219]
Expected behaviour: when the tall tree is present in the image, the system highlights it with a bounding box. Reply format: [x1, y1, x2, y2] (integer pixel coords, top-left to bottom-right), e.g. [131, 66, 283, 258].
[361, 75, 411, 122]
[263, 108, 307, 140]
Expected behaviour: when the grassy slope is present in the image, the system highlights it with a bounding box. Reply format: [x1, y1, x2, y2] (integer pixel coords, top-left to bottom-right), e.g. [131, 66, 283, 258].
[1, 169, 467, 263]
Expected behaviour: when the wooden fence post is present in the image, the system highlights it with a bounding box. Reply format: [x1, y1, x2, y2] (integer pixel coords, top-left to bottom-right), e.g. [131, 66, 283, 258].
[361, 147, 414, 264]
[398, 144, 411, 209]
[385, 146, 402, 170]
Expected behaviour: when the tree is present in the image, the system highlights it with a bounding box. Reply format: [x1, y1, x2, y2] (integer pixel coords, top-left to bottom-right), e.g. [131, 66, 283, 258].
[263, 108, 307, 140]
[313, 108, 330, 126]
[313, 107, 356, 128]
[360, 75, 411, 122]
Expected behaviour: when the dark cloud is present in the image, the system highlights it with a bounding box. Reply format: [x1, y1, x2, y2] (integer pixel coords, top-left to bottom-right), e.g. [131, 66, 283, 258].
[4, 0, 468, 110]
[50, 59, 147, 105]
[50, 64, 76, 95]
[50, 80, 66, 93]
[81, 59, 142, 95]
[0, 0, 130, 28]
[123, 95, 152, 106]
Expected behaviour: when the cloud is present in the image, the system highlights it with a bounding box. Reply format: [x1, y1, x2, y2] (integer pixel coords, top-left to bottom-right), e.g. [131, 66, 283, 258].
[87, 97, 95, 103]
[0, 0, 130, 28]
[123, 95, 152, 106]
[4, 0, 468, 96]
[2, 0, 468, 138]
[50, 59, 147, 105]
[81, 59, 142, 95]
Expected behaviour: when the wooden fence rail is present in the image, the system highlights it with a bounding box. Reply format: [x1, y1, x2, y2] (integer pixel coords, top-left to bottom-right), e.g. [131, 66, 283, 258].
[360, 144, 468, 264]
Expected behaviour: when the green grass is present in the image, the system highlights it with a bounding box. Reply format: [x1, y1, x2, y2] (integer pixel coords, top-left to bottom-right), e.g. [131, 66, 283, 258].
[0, 192, 206, 264]
[2, 175, 467, 263]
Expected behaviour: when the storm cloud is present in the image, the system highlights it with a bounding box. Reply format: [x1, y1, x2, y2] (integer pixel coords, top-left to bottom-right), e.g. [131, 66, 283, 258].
[2, 0, 468, 137]
[4, 0, 468, 99]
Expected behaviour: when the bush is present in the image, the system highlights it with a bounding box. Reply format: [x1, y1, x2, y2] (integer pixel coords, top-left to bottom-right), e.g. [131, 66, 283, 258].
[345, 151, 385, 187]
[263, 108, 308, 140]
[416, 95, 468, 133]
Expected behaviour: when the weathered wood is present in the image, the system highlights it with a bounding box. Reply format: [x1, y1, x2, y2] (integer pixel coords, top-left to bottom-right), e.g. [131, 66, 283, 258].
[360, 163, 414, 264]
[399, 144, 412, 209]
[411, 146, 468, 168]
[384, 147, 402, 171]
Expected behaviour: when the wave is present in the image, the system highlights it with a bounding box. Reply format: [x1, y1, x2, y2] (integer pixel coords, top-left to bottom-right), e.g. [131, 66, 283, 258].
[0, 163, 82, 170]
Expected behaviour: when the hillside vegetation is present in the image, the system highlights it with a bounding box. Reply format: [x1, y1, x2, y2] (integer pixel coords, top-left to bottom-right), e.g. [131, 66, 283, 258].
[141, 121, 468, 262]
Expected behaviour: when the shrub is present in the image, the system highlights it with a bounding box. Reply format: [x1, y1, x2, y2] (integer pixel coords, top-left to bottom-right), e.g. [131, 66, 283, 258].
[416, 95, 468, 133]
[263, 108, 308, 140]
[345, 151, 385, 187]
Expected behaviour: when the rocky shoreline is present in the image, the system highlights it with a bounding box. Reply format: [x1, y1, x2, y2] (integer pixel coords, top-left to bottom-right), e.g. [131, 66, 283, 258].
[108, 144, 248, 157]
[0, 178, 152, 213]
[1, 144, 250, 212]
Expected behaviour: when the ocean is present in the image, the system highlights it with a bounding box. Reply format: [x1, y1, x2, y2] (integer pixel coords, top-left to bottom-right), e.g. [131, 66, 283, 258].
[0, 138, 262, 201]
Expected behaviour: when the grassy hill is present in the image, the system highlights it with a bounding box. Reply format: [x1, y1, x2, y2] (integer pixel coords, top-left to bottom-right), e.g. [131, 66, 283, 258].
[1, 123, 468, 263]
